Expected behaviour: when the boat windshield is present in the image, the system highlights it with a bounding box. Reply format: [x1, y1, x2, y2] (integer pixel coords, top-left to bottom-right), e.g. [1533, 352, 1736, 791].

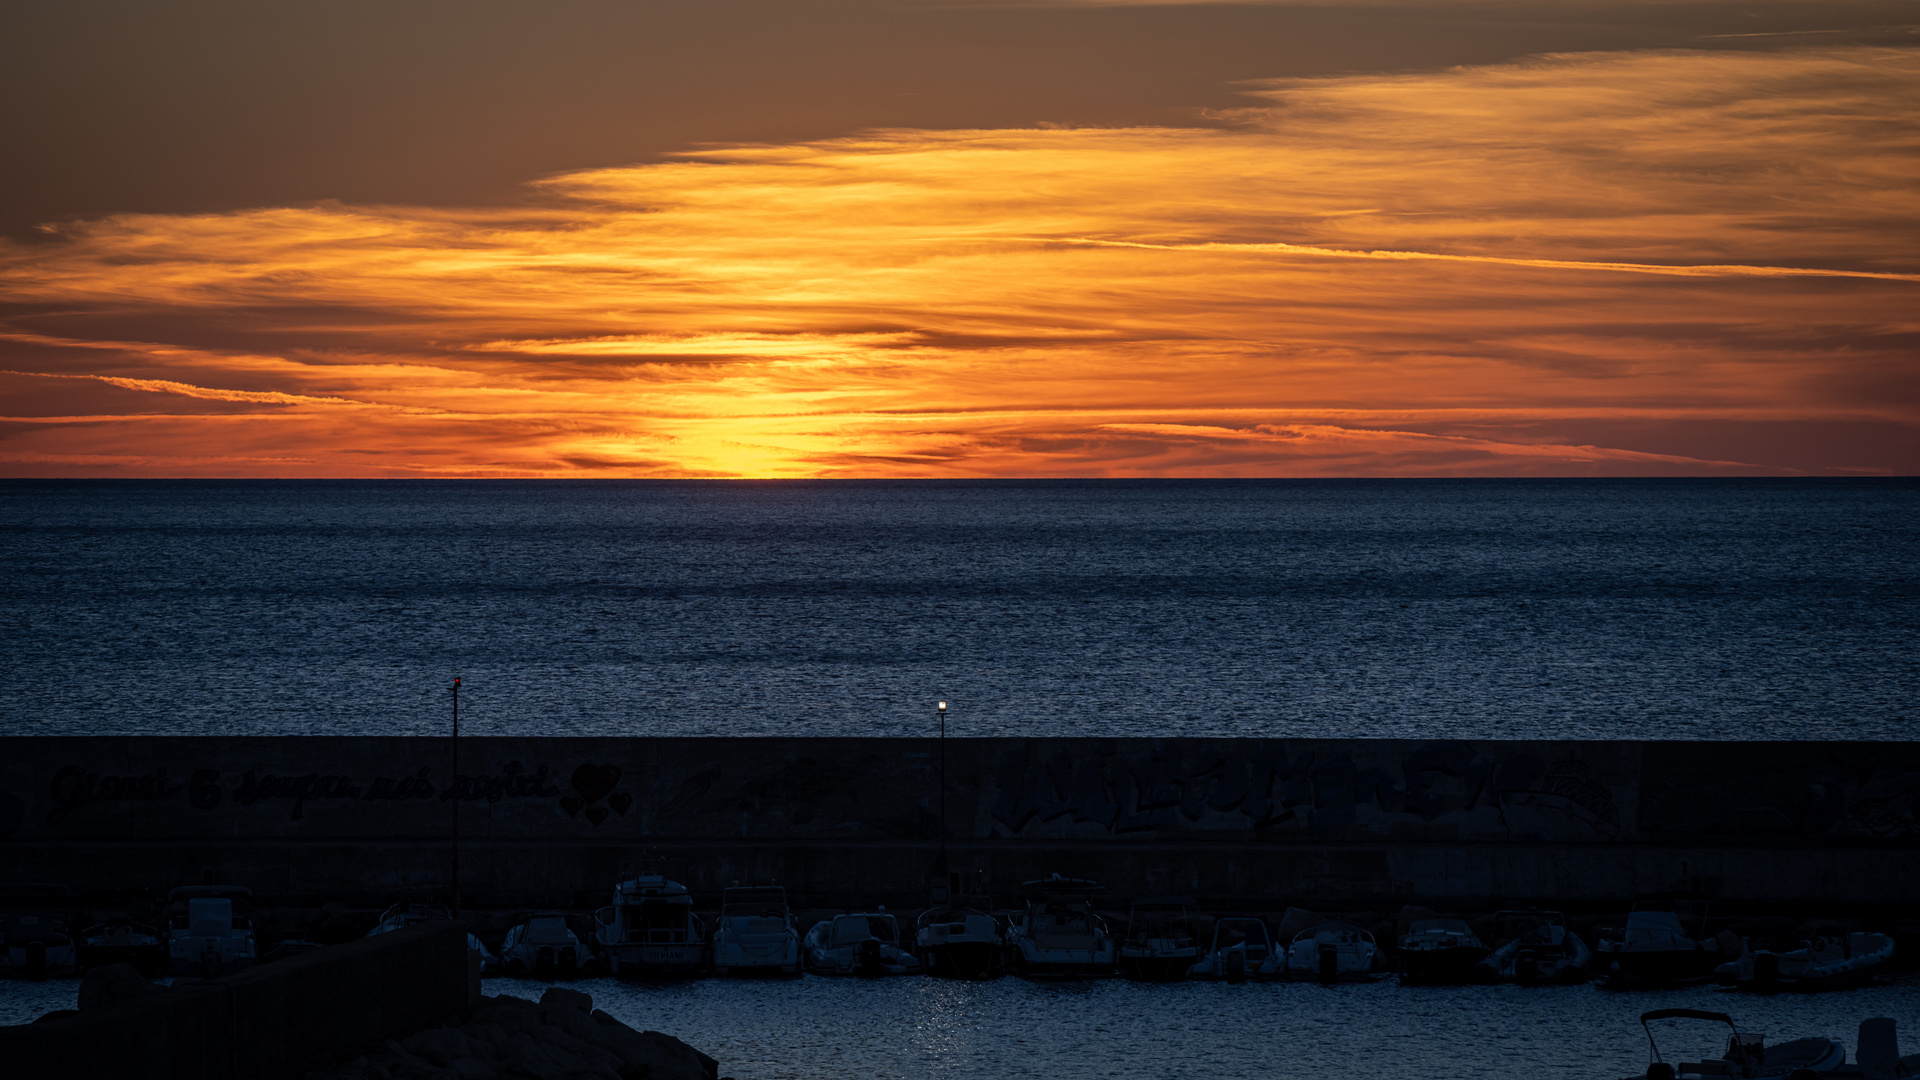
[1408, 919, 1473, 938]
[527, 915, 570, 938]
[1032, 908, 1098, 949]
[625, 900, 693, 943]
[1214, 920, 1270, 950]
[728, 915, 790, 937]
[828, 915, 886, 946]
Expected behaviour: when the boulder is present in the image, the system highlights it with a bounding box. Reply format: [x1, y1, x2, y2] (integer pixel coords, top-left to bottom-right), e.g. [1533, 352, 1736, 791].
[538, 987, 594, 1015]
[79, 962, 165, 1011]
[399, 1026, 484, 1068]
[591, 1010, 720, 1080]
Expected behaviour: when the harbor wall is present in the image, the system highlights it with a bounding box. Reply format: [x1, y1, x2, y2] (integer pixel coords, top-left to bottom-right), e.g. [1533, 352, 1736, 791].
[2, 738, 1917, 911]
[0, 922, 473, 1078]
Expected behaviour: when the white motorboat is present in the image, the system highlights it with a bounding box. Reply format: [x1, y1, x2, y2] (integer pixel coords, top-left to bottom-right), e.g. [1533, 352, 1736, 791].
[500, 912, 600, 979]
[1007, 876, 1115, 978]
[1596, 901, 1726, 988]
[1189, 917, 1276, 982]
[915, 899, 1004, 980]
[803, 912, 920, 975]
[166, 886, 256, 977]
[593, 875, 708, 977]
[1716, 931, 1896, 992]
[366, 901, 500, 975]
[1633, 1008, 1845, 1080]
[712, 886, 800, 976]
[0, 883, 79, 979]
[1398, 918, 1491, 985]
[1477, 910, 1591, 984]
[1117, 897, 1200, 982]
[1283, 920, 1383, 982]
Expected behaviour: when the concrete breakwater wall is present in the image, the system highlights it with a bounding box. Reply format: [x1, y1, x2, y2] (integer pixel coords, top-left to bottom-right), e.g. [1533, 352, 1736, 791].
[2, 737, 1917, 911]
[0, 922, 472, 1079]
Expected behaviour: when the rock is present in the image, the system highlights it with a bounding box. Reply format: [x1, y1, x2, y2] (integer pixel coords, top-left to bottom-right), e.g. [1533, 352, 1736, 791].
[79, 962, 165, 1010]
[584, 1010, 719, 1080]
[538, 986, 594, 1014]
[33, 1009, 81, 1024]
[400, 1026, 484, 1068]
[307, 992, 717, 1080]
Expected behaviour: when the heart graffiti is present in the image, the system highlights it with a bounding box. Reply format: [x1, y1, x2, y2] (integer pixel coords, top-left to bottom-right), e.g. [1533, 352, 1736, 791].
[562, 764, 628, 826]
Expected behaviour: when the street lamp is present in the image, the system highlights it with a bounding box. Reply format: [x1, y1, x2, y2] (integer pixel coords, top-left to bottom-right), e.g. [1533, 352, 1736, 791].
[937, 701, 948, 872]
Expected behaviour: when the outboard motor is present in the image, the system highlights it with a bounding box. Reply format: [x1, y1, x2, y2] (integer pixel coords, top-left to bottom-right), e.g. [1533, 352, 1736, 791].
[1516, 948, 1539, 985]
[1225, 950, 1246, 984]
[858, 938, 884, 975]
[559, 946, 578, 977]
[535, 946, 555, 977]
[24, 941, 46, 980]
[1754, 952, 1780, 992]
[1317, 943, 1339, 983]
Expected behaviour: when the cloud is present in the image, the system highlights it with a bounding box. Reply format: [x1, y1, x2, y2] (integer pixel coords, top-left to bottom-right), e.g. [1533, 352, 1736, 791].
[0, 45, 1914, 477]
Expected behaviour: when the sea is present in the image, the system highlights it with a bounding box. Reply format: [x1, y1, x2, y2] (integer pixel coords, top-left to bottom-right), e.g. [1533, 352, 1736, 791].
[5, 477, 1918, 1078]
[5, 971, 1920, 1080]
[1, 477, 1914, 739]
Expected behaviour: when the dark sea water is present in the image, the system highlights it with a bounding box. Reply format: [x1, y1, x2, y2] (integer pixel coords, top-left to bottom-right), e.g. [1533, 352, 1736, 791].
[1, 478, 1915, 739]
[8, 972, 1920, 1080]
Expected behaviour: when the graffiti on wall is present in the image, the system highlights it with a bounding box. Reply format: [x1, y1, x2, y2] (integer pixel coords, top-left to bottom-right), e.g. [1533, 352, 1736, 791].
[980, 741, 1626, 842]
[31, 761, 628, 826]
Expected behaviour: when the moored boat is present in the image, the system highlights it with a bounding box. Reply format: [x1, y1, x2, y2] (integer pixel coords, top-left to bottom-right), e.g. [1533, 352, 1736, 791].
[1006, 876, 1115, 978]
[500, 912, 600, 979]
[1632, 1008, 1845, 1080]
[1477, 910, 1591, 985]
[166, 885, 257, 977]
[367, 900, 500, 975]
[1398, 917, 1491, 985]
[0, 883, 80, 980]
[915, 897, 1003, 980]
[1189, 917, 1276, 983]
[803, 912, 919, 975]
[1117, 897, 1200, 982]
[75, 888, 167, 975]
[1716, 930, 1896, 992]
[711, 886, 800, 976]
[1596, 900, 1727, 988]
[1283, 920, 1383, 982]
[593, 875, 708, 977]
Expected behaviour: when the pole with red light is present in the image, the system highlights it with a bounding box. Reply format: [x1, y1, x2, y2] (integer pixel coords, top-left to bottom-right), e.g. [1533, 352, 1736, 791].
[451, 676, 461, 916]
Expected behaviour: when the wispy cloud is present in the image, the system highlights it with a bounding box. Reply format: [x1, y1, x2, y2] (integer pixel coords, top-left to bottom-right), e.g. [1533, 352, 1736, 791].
[0, 45, 1914, 476]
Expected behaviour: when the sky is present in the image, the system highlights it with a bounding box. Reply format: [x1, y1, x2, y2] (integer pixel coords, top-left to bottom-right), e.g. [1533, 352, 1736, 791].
[2, 0, 1916, 477]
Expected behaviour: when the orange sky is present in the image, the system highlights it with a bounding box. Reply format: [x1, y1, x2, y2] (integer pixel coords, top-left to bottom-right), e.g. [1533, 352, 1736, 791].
[2, 38, 1916, 476]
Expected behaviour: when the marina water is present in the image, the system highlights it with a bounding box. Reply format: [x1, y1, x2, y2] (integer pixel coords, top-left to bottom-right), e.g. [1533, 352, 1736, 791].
[2, 477, 1914, 739]
[6, 971, 1920, 1079]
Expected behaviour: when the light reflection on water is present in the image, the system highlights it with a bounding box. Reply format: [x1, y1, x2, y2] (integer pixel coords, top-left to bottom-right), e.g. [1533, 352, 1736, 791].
[485, 974, 1920, 1080]
[8, 972, 1918, 1078]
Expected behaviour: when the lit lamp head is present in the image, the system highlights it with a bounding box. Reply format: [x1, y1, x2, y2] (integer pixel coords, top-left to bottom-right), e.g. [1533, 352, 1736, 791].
[937, 701, 947, 714]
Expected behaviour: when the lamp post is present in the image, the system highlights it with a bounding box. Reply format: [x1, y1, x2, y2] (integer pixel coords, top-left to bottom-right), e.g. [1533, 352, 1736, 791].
[451, 676, 461, 916]
[937, 700, 948, 873]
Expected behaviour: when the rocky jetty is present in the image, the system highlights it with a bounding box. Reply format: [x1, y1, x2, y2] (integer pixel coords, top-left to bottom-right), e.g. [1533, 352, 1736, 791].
[306, 988, 720, 1080]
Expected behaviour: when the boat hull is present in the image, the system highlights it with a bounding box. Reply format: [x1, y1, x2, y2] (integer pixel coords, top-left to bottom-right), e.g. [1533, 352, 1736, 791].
[921, 940, 1001, 979]
[605, 943, 708, 977]
[1118, 951, 1197, 981]
[78, 941, 167, 976]
[1400, 945, 1492, 985]
[1599, 946, 1722, 988]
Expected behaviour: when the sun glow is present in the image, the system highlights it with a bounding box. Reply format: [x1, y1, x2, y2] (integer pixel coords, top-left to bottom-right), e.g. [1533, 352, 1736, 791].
[2, 46, 1915, 477]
